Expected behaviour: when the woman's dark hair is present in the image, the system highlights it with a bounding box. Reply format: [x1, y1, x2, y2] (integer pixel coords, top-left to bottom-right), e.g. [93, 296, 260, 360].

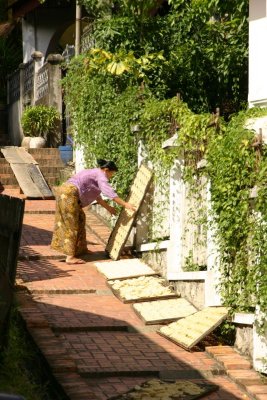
[97, 159, 118, 171]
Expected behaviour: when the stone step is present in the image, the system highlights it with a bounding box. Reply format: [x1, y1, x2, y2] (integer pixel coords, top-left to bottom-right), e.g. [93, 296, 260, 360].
[28, 149, 65, 164]
[0, 165, 13, 173]
[0, 184, 21, 191]
[0, 175, 19, 185]
[0, 164, 64, 174]
[206, 346, 252, 370]
[0, 148, 65, 165]
[0, 147, 66, 188]
[0, 173, 63, 188]
[34, 158, 65, 167]
[206, 346, 267, 400]
[28, 148, 64, 156]
[0, 170, 62, 186]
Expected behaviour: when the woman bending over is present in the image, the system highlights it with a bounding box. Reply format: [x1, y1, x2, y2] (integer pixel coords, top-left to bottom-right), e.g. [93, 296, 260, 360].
[51, 159, 136, 264]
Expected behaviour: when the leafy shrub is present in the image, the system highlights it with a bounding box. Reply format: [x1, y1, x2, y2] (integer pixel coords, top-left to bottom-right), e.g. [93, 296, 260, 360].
[21, 105, 60, 138]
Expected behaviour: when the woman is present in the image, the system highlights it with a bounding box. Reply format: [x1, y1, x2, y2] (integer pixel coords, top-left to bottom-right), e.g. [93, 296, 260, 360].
[51, 159, 136, 264]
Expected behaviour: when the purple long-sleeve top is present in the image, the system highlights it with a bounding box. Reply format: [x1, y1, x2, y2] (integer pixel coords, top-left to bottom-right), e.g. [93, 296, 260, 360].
[68, 168, 118, 207]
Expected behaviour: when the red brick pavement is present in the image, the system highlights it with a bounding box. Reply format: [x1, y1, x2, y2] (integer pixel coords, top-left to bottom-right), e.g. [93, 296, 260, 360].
[9, 193, 266, 400]
[31, 294, 143, 331]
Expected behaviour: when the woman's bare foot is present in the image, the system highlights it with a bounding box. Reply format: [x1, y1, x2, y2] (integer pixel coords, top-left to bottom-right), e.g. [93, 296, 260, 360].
[66, 256, 86, 265]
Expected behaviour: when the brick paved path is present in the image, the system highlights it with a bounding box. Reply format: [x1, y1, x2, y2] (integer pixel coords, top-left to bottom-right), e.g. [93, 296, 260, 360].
[4, 187, 265, 400]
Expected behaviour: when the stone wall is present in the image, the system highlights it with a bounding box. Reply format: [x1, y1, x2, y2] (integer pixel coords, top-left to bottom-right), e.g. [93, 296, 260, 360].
[7, 52, 63, 146]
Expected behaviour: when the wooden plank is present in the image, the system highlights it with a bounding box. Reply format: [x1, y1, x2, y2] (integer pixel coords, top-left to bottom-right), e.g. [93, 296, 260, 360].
[106, 164, 153, 260]
[158, 307, 228, 350]
[11, 164, 43, 198]
[1, 146, 38, 164]
[133, 298, 197, 325]
[27, 164, 54, 198]
[94, 258, 157, 280]
[108, 275, 178, 304]
[1, 146, 54, 198]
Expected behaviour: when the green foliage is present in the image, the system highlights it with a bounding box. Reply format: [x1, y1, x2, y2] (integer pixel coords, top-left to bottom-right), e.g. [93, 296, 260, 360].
[65, 0, 267, 330]
[64, 44, 267, 327]
[166, 0, 248, 114]
[139, 96, 214, 173]
[21, 105, 60, 138]
[0, 309, 47, 399]
[63, 51, 151, 196]
[80, 0, 248, 115]
[207, 107, 267, 326]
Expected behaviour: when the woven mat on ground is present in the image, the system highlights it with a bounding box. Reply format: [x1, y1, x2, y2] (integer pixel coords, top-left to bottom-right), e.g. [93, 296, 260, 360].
[108, 379, 218, 400]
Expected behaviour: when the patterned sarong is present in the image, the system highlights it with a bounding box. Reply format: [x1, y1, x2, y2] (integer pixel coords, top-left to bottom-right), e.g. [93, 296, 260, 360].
[51, 183, 87, 256]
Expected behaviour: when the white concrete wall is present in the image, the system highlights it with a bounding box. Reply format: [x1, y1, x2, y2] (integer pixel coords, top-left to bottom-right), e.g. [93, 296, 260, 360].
[74, 146, 86, 173]
[248, 0, 267, 370]
[249, 0, 267, 107]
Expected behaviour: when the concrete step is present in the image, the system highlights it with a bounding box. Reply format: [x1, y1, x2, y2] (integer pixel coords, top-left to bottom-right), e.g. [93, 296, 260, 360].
[0, 175, 19, 185]
[0, 174, 60, 187]
[28, 148, 65, 166]
[28, 148, 63, 156]
[0, 165, 13, 173]
[0, 164, 64, 174]
[0, 148, 66, 187]
[0, 148, 65, 165]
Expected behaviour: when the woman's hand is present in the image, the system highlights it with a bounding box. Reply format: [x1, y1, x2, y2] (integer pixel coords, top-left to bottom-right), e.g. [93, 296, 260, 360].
[124, 202, 137, 212]
[113, 197, 136, 212]
[108, 205, 117, 216]
[97, 196, 117, 215]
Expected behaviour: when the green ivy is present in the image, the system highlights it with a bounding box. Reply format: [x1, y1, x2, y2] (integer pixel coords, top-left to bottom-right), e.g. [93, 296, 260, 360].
[63, 1, 266, 330]
[79, 0, 249, 115]
[207, 107, 267, 328]
[62, 52, 152, 196]
[21, 105, 60, 138]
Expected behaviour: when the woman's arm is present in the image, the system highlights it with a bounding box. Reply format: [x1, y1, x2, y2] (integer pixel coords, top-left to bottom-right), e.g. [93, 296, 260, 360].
[96, 196, 117, 215]
[113, 197, 136, 211]
[96, 196, 136, 214]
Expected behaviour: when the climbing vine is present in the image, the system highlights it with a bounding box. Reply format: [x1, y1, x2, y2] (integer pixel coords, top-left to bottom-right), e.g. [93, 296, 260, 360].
[207, 107, 267, 329]
[63, 0, 266, 329]
[139, 99, 267, 327]
[62, 49, 158, 196]
[80, 0, 249, 115]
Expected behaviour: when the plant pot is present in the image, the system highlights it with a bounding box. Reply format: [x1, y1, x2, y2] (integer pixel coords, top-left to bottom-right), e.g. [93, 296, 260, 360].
[30, 137, 46, 148]
[21, 136, 46, 149]
[21, 136, 31, 148]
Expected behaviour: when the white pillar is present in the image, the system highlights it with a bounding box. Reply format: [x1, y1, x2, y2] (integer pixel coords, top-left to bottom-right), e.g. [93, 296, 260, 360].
[135, 139, 153, 247]
[74, 146, 86, 172]
[249, 0, 267, 107]
[166, 159, 185, 279]
[75, 3, 82, 56]
[206, 180, 222, 306]
[253, 306, 267, 373]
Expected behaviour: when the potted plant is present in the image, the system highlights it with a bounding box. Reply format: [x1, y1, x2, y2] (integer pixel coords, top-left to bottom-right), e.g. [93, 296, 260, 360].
[21, 105, 61, 148]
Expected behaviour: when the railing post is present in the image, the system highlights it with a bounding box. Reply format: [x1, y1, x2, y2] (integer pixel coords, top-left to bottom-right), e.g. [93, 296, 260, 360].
[166, 158, 185, 278]
[32, 51, 43, 104]
[35, 54, 64, 146]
